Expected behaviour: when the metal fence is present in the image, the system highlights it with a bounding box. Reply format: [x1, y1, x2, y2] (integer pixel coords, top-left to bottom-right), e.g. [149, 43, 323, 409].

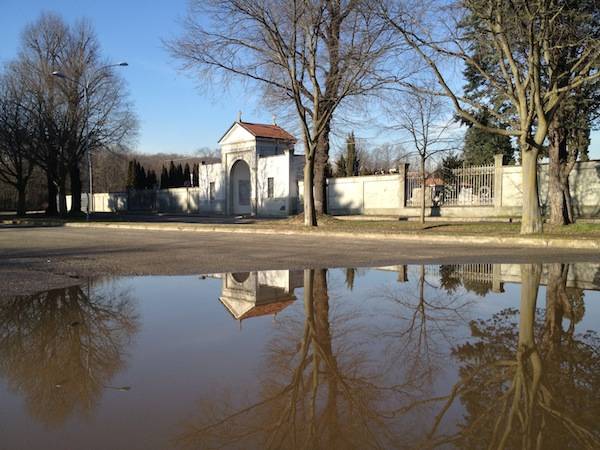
[447, 263, 495, 283]
[406, 164, 495, 207]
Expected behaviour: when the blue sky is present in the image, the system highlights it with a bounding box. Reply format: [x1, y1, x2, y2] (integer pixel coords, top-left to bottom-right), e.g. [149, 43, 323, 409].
[1, 0, 599, 158]
[0, 0, 271, 155]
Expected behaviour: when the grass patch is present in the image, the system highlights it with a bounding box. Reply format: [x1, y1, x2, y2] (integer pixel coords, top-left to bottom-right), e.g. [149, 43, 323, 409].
[5, 212, 600, 239]
[263, 215, 600, 238]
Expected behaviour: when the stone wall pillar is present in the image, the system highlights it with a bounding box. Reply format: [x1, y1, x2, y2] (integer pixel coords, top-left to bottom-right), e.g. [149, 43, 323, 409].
[494, 154, 504, 210]
[492, 263, 504, 293]
[397, 265, 408, 282]
[398, 163, 409, 209]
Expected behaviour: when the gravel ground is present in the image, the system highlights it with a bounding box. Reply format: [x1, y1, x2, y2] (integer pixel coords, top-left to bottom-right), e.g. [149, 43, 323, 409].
[2, 225, 600, 297]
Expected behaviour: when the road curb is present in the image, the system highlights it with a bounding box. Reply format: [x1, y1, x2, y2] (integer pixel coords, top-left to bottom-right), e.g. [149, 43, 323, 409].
[62, 221, 600, 250]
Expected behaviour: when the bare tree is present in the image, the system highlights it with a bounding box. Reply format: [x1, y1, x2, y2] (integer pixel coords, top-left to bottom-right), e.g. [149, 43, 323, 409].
[0, 69, 36, 216]
[380, 0, 600, 234]
[14, 13, 69, 215]
[369, 142, 409, 173]
[168, 0, 395, 226]
[387, 88, 457, 224]
[91, 146, 132, 193]
[12, 13, 136, 215]
[50, 19, 137, 214]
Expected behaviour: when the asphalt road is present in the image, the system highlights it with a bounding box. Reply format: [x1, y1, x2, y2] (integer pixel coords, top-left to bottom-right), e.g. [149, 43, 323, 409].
[2, 225, 600, 296]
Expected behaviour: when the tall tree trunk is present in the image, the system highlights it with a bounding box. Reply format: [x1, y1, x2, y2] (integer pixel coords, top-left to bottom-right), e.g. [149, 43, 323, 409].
[564, 178, 574, 223]
[313, 268, 330, 350]
[520, 147, 542, 234]
[547, 119, 573, 225]
[303, 152, 317, 227]
[69, 163, 82, 215]
[514, 263, 543, 449]
[45, 157, 58, 216]
[519, 263, 541, 347]
[420, 157, 426, 225]
[548, 125, 566, 225]
[314, 121, 331, 215]
[544, 263, 569, 354]
[312, 268, 340, 445]
[16, 183, 27, 217]
[57, 176, 68, 216]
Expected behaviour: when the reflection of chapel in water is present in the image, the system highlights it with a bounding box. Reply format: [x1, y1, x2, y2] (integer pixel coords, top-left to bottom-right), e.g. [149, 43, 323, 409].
[217, 270, 304, 322]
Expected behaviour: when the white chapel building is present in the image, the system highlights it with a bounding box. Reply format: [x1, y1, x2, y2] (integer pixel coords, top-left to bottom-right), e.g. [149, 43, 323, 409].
[197, 120, 305, 216]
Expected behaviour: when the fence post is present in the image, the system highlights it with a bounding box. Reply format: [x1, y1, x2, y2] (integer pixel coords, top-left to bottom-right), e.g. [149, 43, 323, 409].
[398, 163, 409, 209]
[492, 263, 504, 293]
[494, 154, 504, 210]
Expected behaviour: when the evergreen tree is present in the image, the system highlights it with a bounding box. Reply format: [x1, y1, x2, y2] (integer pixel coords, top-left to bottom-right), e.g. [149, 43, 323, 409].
[168, 161, 176, 188]
[133, 161, 141, 190]
[325, 161, 333, 178]
[147, 170, 157, 189]
[441, 153, 464, 171]
[335, 154, 347, 177]
[183, 163, 191, 187]
[460, 42, 515, 166]
[462, 113, 515, 165]
[438, 152, 465, 184]
[176, 163, 184, 187]
[160, 166, 168, 189]
[345, 132, 359, 177]
[140, 166, 147, 189]
[193, 163, 199, 187]
[126, 160, 135, 189]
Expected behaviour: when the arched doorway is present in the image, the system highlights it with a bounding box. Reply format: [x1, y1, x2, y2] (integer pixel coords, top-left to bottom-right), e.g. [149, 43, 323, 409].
[231, 272, 250, 283]
[230, 159, 251, 215]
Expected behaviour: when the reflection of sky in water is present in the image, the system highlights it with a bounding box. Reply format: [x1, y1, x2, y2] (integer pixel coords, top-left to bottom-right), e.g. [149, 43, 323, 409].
[0, 264, 599, 449]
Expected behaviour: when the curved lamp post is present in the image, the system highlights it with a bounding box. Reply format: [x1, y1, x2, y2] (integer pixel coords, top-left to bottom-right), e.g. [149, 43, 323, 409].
[52, 62, 128, 219]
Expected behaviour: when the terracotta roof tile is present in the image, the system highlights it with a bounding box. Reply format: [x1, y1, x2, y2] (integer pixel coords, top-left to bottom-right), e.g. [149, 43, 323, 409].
[238, 300, 294, 320]
[238, 121, 296, 142]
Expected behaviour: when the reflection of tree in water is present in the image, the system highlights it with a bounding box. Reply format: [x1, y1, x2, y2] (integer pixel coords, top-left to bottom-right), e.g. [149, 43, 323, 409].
[0, 282, 138, 426]
[178, 265, 600, 449]
[345, 267, 356, 291]
[543, 263, 584, 348]
[439, 264, 493, 296]
[379, 265, 472, 385]
[428, 264, 600, 449]
[179, 269, 417, 450]
[439, 265, 463, 294]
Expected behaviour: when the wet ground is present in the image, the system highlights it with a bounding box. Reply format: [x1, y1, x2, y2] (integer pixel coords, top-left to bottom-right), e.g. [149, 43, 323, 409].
[2, 226, 600, 296]
[0, 262, 599, 449]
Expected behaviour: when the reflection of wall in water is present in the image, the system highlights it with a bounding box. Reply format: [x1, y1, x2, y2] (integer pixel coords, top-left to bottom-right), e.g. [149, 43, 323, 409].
[218, 270, 303, 321]
[378, 263, 600, 292]
[498, 263, 600, 291]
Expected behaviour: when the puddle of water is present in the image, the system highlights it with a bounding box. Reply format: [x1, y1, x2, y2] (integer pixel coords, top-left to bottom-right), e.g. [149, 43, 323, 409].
[1, 263, 599, 449]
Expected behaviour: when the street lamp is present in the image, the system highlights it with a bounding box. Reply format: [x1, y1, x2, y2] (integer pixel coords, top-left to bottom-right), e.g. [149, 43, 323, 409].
[52, 62, 128, 219]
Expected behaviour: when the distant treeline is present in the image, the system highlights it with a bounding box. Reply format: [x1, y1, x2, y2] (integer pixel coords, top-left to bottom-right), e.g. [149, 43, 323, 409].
[126, 159, 202, 190]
